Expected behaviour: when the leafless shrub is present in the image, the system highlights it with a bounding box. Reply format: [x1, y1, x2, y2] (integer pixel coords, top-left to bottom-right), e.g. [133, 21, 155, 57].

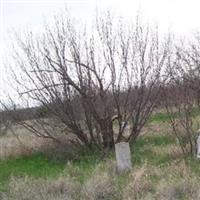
[5, 12, 169, 152]
[162, 82, 198, 155]
[161, 36, 200, 156]
[39, 136, 85, 162]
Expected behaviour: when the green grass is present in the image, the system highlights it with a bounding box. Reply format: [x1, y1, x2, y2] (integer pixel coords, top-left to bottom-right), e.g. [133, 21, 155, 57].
[185, 157, 200, 176]
[0, 153, 65, 180]
[2, 107, 200, 198]
[149, 107, 200, 123]
[115, 171, 130, 191]
[0, 129, 200, 195]
[65, 147, 103, 183]
[0, 146, 104, 191]
[135, 135, 175, 147]
[0, 134, 175, 190]
[0, 153, 65, 191]
[130, 135, 174, 166]
[149, 112, 171, 123]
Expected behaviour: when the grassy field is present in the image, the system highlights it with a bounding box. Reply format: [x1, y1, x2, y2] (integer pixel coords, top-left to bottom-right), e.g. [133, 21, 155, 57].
[1, 113, 200, 199]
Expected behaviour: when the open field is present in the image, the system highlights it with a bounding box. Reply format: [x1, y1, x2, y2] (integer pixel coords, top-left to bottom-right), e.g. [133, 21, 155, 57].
[3, 1, 200, 199]
[0, 113, 200, 200]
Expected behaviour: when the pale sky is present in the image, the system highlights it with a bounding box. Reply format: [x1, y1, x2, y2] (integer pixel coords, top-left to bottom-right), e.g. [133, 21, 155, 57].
[1, 0, 200, 100]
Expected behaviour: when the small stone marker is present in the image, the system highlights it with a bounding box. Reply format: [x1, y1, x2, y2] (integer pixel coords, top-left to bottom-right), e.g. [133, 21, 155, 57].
[122, 121, 129, 131]
[197, 130, 200, 158]
[121, 122, 130, 137]
[115, 142, 132, 173]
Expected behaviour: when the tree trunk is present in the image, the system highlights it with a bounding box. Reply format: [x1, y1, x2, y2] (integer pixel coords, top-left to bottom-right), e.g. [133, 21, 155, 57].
[100, 119, 114, 150]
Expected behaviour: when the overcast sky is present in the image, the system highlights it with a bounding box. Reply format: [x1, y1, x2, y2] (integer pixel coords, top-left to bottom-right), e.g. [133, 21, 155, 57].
[1, 0, 200, 100]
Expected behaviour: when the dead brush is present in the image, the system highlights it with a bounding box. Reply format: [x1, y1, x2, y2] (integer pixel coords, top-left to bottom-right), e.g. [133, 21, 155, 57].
[122, 165, 154, 200]
[81, 170, 118, 200]
[1, 175, 81, 200]
[165, 160, 191, 178]
[0, 125, 47, 160]
[154, 160, 200, 200]
[155, 176, 200, 200]
[38, 137, 80, 162]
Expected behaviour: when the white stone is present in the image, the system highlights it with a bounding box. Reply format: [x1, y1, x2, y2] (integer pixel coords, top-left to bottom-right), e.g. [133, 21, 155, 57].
[122, 122, 130, 137]
[197, 131, 200, 158]
[115, 142, 132, 173]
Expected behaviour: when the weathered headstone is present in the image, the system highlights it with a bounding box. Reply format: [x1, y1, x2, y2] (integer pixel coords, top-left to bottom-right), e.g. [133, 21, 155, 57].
[121, 122, 130, 137]
[115, 142, 132, 173]
[197, 130, 200, 158]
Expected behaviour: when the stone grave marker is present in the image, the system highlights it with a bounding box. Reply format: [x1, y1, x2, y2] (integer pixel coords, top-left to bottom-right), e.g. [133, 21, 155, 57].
[115, 142, 132, 173]
[121, 121, 130, 137]
[197, 130, 200, 158]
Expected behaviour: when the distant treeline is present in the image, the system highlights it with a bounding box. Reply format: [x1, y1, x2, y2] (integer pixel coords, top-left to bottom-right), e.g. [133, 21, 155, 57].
[0, 106, 48, 122]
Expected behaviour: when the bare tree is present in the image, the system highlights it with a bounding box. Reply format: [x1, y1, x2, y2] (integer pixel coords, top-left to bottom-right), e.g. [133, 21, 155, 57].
[162, 35, 200, 156]
[6, 13, 169, 152]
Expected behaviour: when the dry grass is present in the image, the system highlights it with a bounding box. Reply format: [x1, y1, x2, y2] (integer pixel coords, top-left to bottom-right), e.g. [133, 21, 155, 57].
[152, 144, 183, 160]
[0, 126, 45, 160]
[1, 120, 200, 199]
[0, 119, 172, 160]
[81, 172, 118, 200]
[0, 123, 76, 161]
[1, 175, 81, 200]
[122, 166, 154, 200]
[1, 160, 200, 200]
[121, 161, 200, 200]
[155, 175, 200, 200]
[1, 162, 118, 200]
